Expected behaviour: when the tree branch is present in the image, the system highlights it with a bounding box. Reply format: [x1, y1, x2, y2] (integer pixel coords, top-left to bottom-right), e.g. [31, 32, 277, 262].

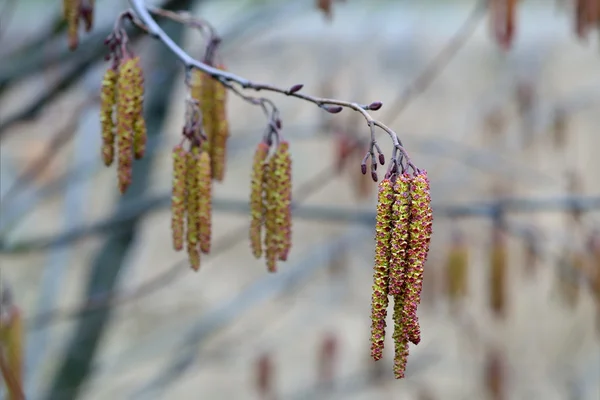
[128, 0, 414, 176]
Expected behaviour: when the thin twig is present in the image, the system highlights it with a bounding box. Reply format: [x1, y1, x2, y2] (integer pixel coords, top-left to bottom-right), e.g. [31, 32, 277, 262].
[128, 0, 412, 173]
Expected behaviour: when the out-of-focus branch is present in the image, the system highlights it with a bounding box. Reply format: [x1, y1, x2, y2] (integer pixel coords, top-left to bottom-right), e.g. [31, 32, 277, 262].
[2, 193, 598, 254]
[383, 0, 488, 125]
[0, 99, 94, 206]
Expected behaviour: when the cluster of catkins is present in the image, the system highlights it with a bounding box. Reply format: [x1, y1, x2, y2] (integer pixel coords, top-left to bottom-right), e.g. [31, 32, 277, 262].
[171, 143, 213, 271]
[249, 140, 293, 272]
[100, 53, 147, 194]
[370, 170, 433, 379]
[63, 0, 95, 50]
[190, 66, 230, 182]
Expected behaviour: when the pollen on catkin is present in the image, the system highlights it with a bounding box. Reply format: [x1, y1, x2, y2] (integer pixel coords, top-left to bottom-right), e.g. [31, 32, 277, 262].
[115, 56, 138, 194]
[100, 68, 118, 166]
[389, 174, 411, 296]
[211, 64, 230, 181]
[186, 148, 201, 271]
[263, 153, 280, 273]
[171, 145, 187, 251]
[392, 295, 409, 379]
[250, 142, 270, 258]
[191, 69, 217, 154]
[197, 150, 212, 254]
[130, 57, 147, 160]
[275, 141, 292, 261]
[370, 178, 394, 361]
[403, 170, 433, 345]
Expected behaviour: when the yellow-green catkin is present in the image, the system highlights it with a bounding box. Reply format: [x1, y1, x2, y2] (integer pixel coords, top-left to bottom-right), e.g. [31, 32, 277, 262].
[197, 150, 212, 254]
[263, 155, 279, 273]
[100, 68, 118, 166]
[0, 306, 23, 399]
[130, 57, 146, 160]
[370, 178, 394, 361]
[274, 141, 292, 261]
[489, 229, 508, 318]
[115, 56, 138, 194]
[392, 295, 409, 379]
[446, 232, 469, 304]
[186, 148, 201, 271]
[191, 69, 216, 155]
[211, 64, 230, 181]
[389, 174, 411, 296]
[404, 170, 433, 345]
[65, 0, 80, 50]
[171, 145, 187, 251]
[250, 142, 270, 258]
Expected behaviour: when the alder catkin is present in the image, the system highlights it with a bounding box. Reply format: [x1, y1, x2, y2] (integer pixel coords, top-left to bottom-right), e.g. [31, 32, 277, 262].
[211, 64, 230, 181]
[115, 56, 138, 194]
[489, 229, 508, 318]
[370, 178, 394, 361]
[276, 141, 293, 261]
[263, 153, 281, 273]
[389, 174, 411, 296]
[191, 69, 217, 155]
[197, 150, 212, 254]
[250, 143, 270, 258]
[130, 57, 147, 160]
[133, 117, 147, 160]
[100, 67, 118, 166]
[65, 0, 80, 50]
[402, 171, 433, 345]
[186, 148, 201, 271]
[0, 306, 23, 398]
[392, 295, 409, 379]
[446, 232, 469, 305]
[171, 145, 187, 251]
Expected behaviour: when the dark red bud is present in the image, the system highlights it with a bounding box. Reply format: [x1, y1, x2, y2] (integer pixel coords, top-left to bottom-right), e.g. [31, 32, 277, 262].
[371, 171, 378, 182]
[361, 163, 367, 175]
[275, 119, 282, 129]
[378, 153, 385, 165]
[324, 105, 343, 114]
[368, 101, 383, 111]
[373, 162, 377, 171]
[289, 84, 304, 94]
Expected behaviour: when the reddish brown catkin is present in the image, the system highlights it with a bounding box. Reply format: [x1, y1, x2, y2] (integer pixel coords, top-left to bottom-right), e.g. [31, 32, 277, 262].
[250, 143, 269, 258]
[186, 148, 201, 271]
[389, 174, 411, 296]
[197, 150, 212, 254]
[263, 155, 279, 272]
[100, 68, 118, 166]
[171, 145, 187, 251]
[211, 64, 230, 181]
[392, 295, 410, 379]
[115, 56, 138, 194]
[276, 141, 293, 261]
[81, 0, 95, 32]
[370, 178, 394, 361]
[403, 171, 433, 345]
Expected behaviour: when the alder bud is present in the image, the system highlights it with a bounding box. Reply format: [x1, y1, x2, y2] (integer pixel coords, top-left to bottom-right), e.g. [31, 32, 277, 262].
[275, 119, 282, 130]
[361, 163, 367, 175]
[368, 101, 383, 111]
[324, 105, 343, 114]
[378, 153, 385, 165]
[288, 84, 304, 94]
[371, 171, 378, 182]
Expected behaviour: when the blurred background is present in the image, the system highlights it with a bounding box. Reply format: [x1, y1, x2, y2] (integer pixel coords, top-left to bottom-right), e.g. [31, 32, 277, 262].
[0, 0, 599, 399]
